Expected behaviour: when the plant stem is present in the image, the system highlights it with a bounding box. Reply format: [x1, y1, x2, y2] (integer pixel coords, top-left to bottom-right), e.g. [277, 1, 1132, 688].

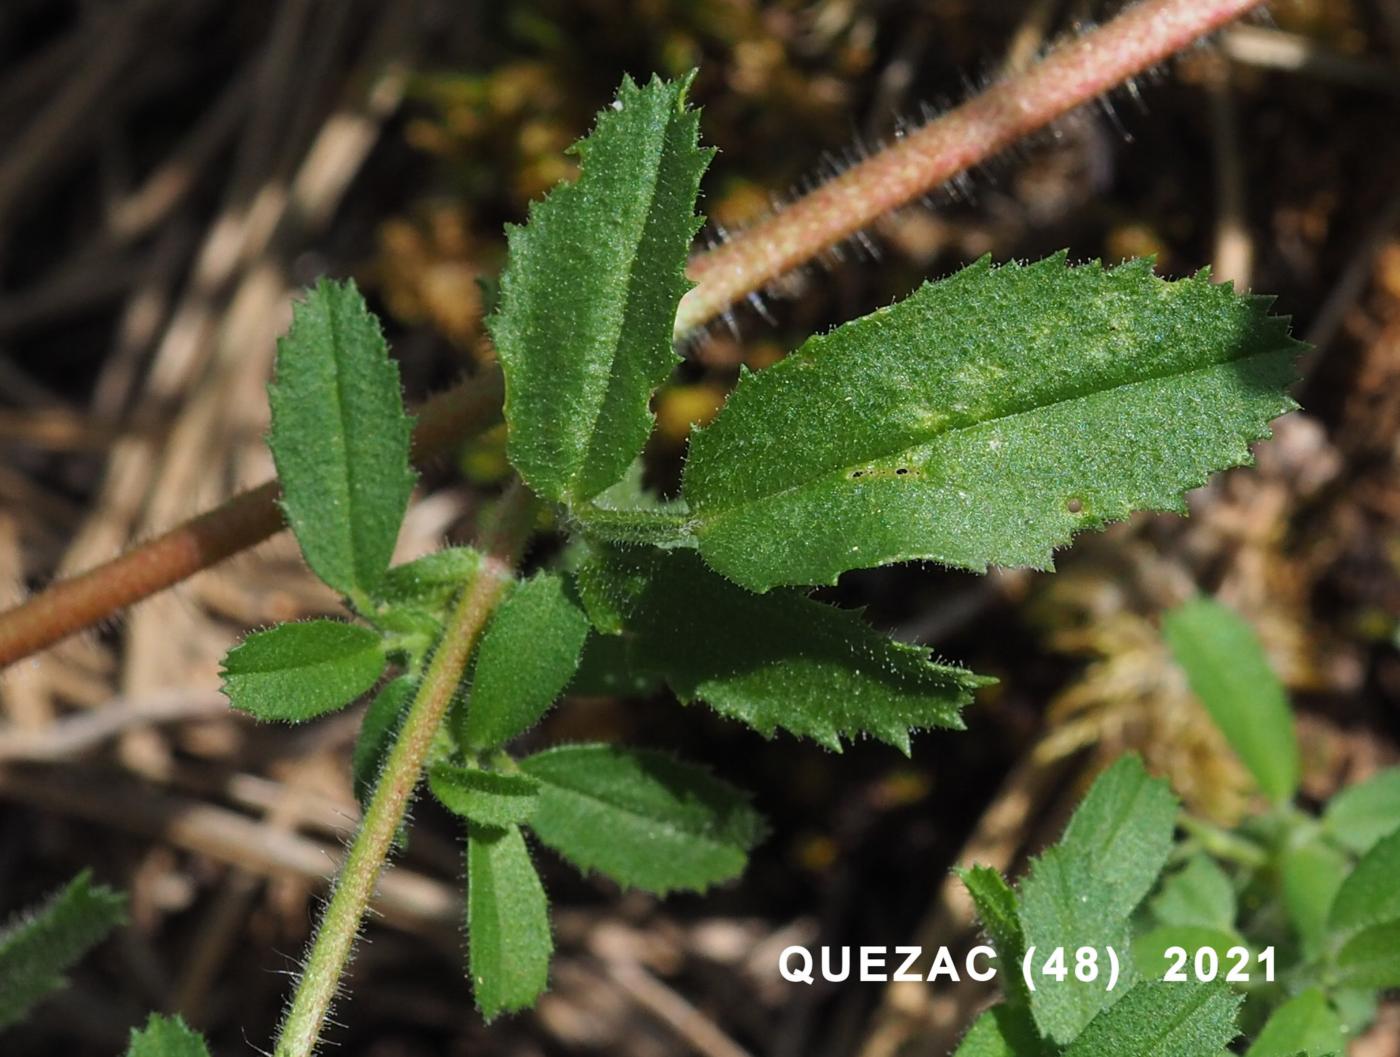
[0, 367, 503, 668]
[273, 482, 534, 1057]
[674, 0, 1268, 335]
[0, 0, 1266, 668]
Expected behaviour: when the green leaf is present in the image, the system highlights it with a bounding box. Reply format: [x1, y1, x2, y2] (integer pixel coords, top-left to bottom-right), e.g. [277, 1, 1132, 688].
[682, 255, 1300, 592]
[1244, 989, 1344, 1057]
[466, 824, 552, 1020]
[0, 871, 126, 1029]
[430, 764, 540, 828]
[268, 278, 417, 601]
[1281, 838, 1348, 959]
[1334, 920, 1400, 990]
[520, 744, 765, 894]
[952, 1005, 1047, 1057]
[489, 74, 711, 504]
[1019, 756, 1179, 1045]
[1062, 980, 1240, 1057]
[380, 547, 482, 611]
[462, 573, 590, 750]
[567, 631, 663, 697]
[1328, 829, 1400, 934]
[220, 620, 386, 722]
[576, 546, 985, 752]
[1162, 599, 1298, 803]
[352, 675, 415, 806]
[1323, 768, 1400, 855]
[124, 1014, 212, 1057]
[961, 865, 1025, 966]
[1149, 854, 1236, 931]
[1131, 926, 1245, 981]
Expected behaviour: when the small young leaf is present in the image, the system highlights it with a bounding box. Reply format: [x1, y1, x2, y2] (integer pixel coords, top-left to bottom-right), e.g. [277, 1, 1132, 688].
[380, 547, 482, 611]
[1149, 854, 1236, 931]
[490, 74, 712, 504]
[960, 865, 1035, 1016]
[683, 256, 1300, 592]
[1061, 980, 1240, 1057]
[1163, 598, 1299, 803]
[520, 744, 765, 894]
[1281, 838, 1348, 959]
[352, 675, 415, 806]
[466, 824, 552, 1019]
[1334, 921, 1400, 990]
[1019, 756, 1178, 1045]
[576, 547, 986, 752]
[461, 573, 590, 750]
[429, 764, 540, 828]
[1327, 828, 1400, 934]
[220, 620, 386, 722]
[1323, 768, 1400, 855]
[268, 279, 416, 601]
[124, 1014, 212, 1057]
[0, 871, 126, 1029]
[1243, 989, 1345, 1057]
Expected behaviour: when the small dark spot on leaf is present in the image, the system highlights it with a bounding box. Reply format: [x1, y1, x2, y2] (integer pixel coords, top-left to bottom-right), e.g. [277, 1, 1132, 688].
[1066, 497, 1084, 514]
[851, 470, 864, 478]
[896, 467, 909, 476]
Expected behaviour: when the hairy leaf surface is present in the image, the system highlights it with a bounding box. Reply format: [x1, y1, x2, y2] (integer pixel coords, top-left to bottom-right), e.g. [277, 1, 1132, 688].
[521, 744, 764, 894]
[683, 256, 1301, 591]
[1061, 980, 1239, 1057]
[490, 74, 711, 503]
[1335, 921, 1400, 989]
[462, 573, 589, 750]
[1018, 756, 1178, 1045]
[1164, 598, 1298, 803]
[0, 871, 125, 1029]
[124, 1014, 212, 1057]
[268, 279, 416, 600]
[220, 620, 385, 722]
[1328, 829, 1400, 933]
[576, 547, 985, 752]
[466, 824, 551, 1020]
[430, 765, 539, 828]
[1149, 854, 1236, 931]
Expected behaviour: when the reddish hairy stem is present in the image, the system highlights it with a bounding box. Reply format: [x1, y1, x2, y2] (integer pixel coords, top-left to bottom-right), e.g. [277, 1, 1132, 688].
[0, 0, 1265, 667]
[0, 368, 503, 668]
[674, 0, 1267, 334]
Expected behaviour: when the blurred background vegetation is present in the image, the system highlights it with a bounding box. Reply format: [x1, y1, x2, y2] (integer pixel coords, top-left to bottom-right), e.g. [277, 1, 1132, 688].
[0, 0, 1397, 1054]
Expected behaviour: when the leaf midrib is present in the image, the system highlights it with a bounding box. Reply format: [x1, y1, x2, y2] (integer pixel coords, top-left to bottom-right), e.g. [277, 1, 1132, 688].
[691, 345, 1286, 523]
[570, 104, 672, 501]
[534, 773, 740, 853]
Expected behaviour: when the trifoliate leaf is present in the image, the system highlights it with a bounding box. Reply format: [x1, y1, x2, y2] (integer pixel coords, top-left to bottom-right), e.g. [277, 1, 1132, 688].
[1163, 598, 1298, 803]
[1244, 989, 1345, 1057]
[1334, 921, 1400, 990]
[220, 620, 385, 722]
[1323, 768, 1400, 855]
[1149, 854, 1236, 931]
[466, 824, 551, 1020]
[489, 74, 712, 504]
[0, 871, 126, 1029]
[683, 256, 1301, 591]
[124, 1014, 212, 1057]
[1061, 980, 1239, 1057]
[1019, 756, 1178, 1045]
[1328, 829, 1400, 934]
[352, 675, 415, 807]
[430, 764, 539, 828]
[461, 573, 589, 750]
[268, 279, 416, 601]
[576, 547, 986, 752]
[520, 744, 765, 895]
